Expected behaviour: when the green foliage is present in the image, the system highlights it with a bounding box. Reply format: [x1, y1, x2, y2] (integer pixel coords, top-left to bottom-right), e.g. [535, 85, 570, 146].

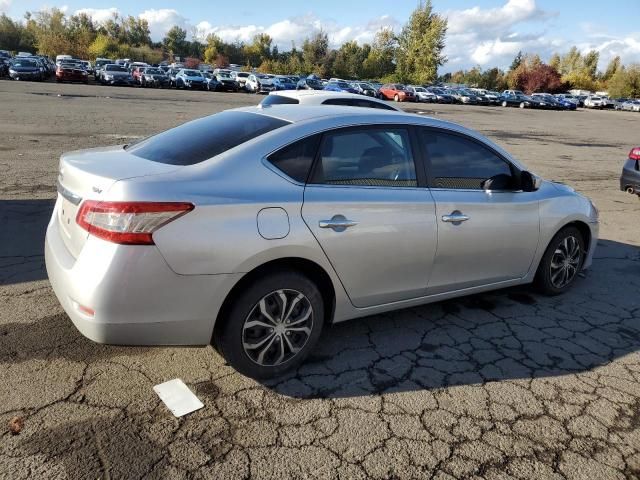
[0, 14, 36, 52]
[607, 64, 640, 98]
[361, 29, 397, 79]
[243, 33, 273, 67]
[395, 0, 447, 84]
[441, 66, 507, 90]
[88, 34, 120, 59]
[333, 41, 368, 79]
[302, 31, 329, 76]
[509, 51, 523, 71]
[603, 56, 621, 81]
[163, 26, 187, 57]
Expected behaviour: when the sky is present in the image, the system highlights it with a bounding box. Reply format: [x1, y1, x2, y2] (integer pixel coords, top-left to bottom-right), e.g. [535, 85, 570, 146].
[2, 0, 639, 73]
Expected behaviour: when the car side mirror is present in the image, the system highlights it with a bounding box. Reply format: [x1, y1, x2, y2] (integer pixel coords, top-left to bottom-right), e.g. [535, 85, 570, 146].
[482, 173, 514, 191]
[520, 171, 541, 192]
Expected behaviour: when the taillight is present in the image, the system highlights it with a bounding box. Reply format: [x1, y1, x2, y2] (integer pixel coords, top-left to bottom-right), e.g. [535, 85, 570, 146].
[76, 201, 194, 245]
[629, 147, 640, 161]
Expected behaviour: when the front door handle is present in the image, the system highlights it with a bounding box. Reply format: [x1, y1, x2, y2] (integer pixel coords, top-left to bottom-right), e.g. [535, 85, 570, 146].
[319, 215, 358, 232]
[442, 211, 470, 223]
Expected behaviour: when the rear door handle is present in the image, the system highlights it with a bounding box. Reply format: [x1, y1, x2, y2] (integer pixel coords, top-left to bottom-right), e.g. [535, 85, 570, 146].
[442, 212, 470, 223]
[319, 215, 358, 231]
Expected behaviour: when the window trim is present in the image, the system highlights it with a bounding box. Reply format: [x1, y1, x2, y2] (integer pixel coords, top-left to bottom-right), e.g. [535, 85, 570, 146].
[305, 124, 427, 189]
[417, 126, 523, 192]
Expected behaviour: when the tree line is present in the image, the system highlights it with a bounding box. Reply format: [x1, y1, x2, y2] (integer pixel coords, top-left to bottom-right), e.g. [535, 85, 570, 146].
[1, 2, 638, 96]
[0, 1, 447, 84]
[442, 48, 640, 98]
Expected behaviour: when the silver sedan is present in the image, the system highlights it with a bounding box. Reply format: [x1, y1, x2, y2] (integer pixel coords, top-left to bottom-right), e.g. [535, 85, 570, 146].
[46, 105, 599, 378]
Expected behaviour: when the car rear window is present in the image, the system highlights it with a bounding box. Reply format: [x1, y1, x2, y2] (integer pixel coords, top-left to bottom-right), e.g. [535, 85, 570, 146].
[126, 111, 290, 165]
[261, 95, 300, 106]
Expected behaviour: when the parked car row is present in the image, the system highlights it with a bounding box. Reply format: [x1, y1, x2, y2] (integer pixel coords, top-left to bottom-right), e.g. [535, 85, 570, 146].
[1, 53, 56, 81]
[3, 53, 639, 114]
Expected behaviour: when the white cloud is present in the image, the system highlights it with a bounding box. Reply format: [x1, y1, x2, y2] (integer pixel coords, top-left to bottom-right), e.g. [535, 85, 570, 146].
[447, 0, 544, 36]
[577, 35, 640, 69]
[139, 8, 190, 40]
[75, 7, 120, 24]
[194, 14, 399, 50]
[443, 0, 560, 71]
[0, 0, 12, 14]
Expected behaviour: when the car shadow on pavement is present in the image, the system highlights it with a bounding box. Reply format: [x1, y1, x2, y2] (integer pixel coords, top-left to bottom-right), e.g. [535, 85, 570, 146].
[264, 238, 640, 398]
[0, 199, 54, 286]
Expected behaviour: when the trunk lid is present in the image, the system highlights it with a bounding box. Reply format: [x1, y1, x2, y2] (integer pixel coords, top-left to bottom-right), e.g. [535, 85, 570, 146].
[56, 145, 181, 258]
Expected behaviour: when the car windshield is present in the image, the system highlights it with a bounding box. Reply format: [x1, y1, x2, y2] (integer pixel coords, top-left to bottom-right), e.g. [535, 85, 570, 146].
[307, 79, 322, 87]
[218, 72, 231, 78]
[394, 84, 406, 90]
[12, 60, 37, 67]
[145, 68, 162, 74]
[414, 87, 426, 92]
[184, 70, 202, 76]
[126, 111, 291, 165]
[105, 65, 126, 72]
[237, 72, 249, 78]
[336, 82, 350, 88]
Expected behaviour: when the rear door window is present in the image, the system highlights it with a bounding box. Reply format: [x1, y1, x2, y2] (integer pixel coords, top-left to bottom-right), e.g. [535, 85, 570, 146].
[126, 111, 289, 165]
[310, 127, 417, 187]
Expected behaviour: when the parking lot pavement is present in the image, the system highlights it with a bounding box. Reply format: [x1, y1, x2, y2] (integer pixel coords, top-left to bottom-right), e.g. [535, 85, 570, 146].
[1, 80, 639, 479]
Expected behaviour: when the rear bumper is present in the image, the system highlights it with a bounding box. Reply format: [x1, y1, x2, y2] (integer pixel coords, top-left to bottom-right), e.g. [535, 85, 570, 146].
[45, 202, 241, 345]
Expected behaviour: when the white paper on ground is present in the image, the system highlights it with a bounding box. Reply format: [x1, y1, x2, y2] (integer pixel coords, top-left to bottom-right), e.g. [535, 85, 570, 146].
[153, 379, 204, 417]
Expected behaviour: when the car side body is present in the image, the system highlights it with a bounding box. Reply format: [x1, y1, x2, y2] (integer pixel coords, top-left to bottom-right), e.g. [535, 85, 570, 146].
[46, 106, 598, 358]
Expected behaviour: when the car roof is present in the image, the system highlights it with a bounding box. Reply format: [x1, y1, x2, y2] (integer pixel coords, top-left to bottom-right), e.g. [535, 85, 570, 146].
[266, 90, 402, 111]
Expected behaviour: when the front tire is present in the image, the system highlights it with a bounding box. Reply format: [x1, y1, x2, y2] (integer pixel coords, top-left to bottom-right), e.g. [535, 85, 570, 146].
[534, 226, 585, 295]
[394, 94, 400, 102]
[215, 271, 325, 379]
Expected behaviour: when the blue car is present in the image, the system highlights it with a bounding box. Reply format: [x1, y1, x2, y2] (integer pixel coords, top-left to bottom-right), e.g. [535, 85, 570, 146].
[324, 80, 358, 94]
[8, 58, 44, 81]
[274, 76, 297, 90]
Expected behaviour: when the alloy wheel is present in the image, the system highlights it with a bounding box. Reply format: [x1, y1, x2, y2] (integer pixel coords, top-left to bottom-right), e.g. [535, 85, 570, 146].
[242, 289, 314, 367]
[549, 235, 581, 289]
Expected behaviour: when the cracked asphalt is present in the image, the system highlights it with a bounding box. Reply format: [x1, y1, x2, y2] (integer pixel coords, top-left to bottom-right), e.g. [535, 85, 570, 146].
[1, 80, 639, 480]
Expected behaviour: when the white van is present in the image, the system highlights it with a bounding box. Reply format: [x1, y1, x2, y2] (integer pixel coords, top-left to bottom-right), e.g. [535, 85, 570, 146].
[56, 54, 72, 64]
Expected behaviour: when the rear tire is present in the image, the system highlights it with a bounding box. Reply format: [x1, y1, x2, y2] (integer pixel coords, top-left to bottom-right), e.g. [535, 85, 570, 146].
[394, 94, 399, 102]
[215, 271, 325, 379]
[534, 226, 585, 296]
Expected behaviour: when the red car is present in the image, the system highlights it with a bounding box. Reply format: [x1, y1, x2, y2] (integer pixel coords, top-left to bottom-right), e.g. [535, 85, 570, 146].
[378, 84, 415, 102]
[56, 63, 88, 84]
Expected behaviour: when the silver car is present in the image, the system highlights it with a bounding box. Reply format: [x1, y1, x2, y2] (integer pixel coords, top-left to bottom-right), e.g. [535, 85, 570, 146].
[46, 106, 599, 378]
